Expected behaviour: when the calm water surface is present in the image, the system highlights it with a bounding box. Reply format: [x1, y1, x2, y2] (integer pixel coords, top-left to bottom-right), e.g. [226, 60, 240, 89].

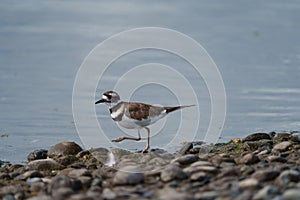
[0, 1, 299, 163]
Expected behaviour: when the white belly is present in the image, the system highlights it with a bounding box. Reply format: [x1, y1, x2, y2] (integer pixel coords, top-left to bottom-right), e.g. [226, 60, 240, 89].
[117, 111, 167, 129]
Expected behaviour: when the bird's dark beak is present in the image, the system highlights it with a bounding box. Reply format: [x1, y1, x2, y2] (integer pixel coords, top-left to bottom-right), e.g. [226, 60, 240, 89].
[95, 99, 106, 104]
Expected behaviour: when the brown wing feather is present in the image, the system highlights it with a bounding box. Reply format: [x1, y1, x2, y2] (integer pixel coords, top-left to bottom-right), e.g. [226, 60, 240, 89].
[127, 103, 151, 121]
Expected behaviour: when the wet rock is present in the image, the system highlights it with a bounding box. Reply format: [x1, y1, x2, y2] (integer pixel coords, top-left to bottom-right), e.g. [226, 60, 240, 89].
[276, 170, 300, 186]
[243, 133, 272, 142]
[172, 154, 199, 165]
[48, 142, 83, 157]
[273, 141, 292, 152]
[238, 178, 259, 189]
[27, 159, 63, 171]
[27, 149, 48, 161]
[102, 188, 117, 199]
[178, 142, 193, 155]
[113, 166, 144, 185]
[239, 153, 260, 165]
[251, 169, 280, 182]
[283, 189, 300, 200]
[252, 185, 279, 200]
[161, 165, 187, 182]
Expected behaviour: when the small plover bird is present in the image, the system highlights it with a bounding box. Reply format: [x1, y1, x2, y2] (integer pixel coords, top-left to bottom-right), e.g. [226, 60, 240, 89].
[95, 91, 194, 153]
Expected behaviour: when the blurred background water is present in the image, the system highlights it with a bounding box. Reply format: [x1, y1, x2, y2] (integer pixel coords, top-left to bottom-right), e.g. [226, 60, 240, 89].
[0, 0, 299, 163]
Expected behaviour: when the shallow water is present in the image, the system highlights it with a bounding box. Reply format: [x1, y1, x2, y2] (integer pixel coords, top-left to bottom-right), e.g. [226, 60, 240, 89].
[0, 0, 300, 163]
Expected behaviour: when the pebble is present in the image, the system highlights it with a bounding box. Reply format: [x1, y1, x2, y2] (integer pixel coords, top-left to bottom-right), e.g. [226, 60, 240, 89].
[26, 195, 52, 200]
[26, 177, 42, 184]
[267, 155, 287, 163]
[172, 154, 199, 165]
[190, 160, 213, 167]
[243, 133, 271, 142]
[252, 185, 279, 200]
[276, 170, 300, 186]
[161, 165, 187, 182]
[273, 141, 292, 152]
[15, 170, 43, 180]
[48, 175, 75, 194]
[68, 169, 91, 178]
[239, 153, 260, 165]
[89, 147, 109, 164]
[48, 142, 83, 157]
[178, 142, 193, 155]
[1, 137, 300, 200]
[184, 165, 218, 175]
[194, 191, 218, 200]
[51, 187, 74, 200]
[27, 159, 64, 171]
[158, 188, 194, 200]
[283, 189, 300, 200]
[240, 165, 255, 175]
[27, 149, 48, 161]
[190, 171, 210, 183]
[113, 166, 144, 185]
[251, 169, 280, 182]
[238, 178, 259, 189]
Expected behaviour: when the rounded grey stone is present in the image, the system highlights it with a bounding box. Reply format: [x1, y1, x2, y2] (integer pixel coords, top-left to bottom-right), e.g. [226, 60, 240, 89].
[273, 141, 292, 152]
[161, 165, 187, 182]
[252, 185, 279, 200]
[239, 153, 260, 165]
[283, 189, 300, 200]
[113, 166, 144, 185]
[251, 170, 280, 182]
[27, 149, 48, 161]
[27, 159, 63, 171]
[172, 154, 199, 165]
[276, 170, 300, 186]
[48, 142, 83, 157]
[238, 178, 259, 189]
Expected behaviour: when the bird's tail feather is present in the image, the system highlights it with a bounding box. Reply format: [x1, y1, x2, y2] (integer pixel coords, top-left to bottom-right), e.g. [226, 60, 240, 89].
[165, 105, 195, 114]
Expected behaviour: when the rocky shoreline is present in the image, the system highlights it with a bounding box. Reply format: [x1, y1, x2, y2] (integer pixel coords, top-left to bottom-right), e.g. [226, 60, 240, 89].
[1, 132, 300, 200]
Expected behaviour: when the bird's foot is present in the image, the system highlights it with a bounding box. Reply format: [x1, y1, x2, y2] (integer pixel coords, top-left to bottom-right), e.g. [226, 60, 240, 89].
[112, 137, 125, 142]
[142, 147, 150, 154]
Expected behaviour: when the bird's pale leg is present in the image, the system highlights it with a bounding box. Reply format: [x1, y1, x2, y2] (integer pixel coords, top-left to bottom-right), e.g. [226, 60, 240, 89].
[112, 129, 141, 142]
[142, 127, 150, 153]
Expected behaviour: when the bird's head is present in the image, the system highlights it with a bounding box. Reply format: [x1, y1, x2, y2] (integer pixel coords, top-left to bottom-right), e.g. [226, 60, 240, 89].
[95, 91, 120, 106]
